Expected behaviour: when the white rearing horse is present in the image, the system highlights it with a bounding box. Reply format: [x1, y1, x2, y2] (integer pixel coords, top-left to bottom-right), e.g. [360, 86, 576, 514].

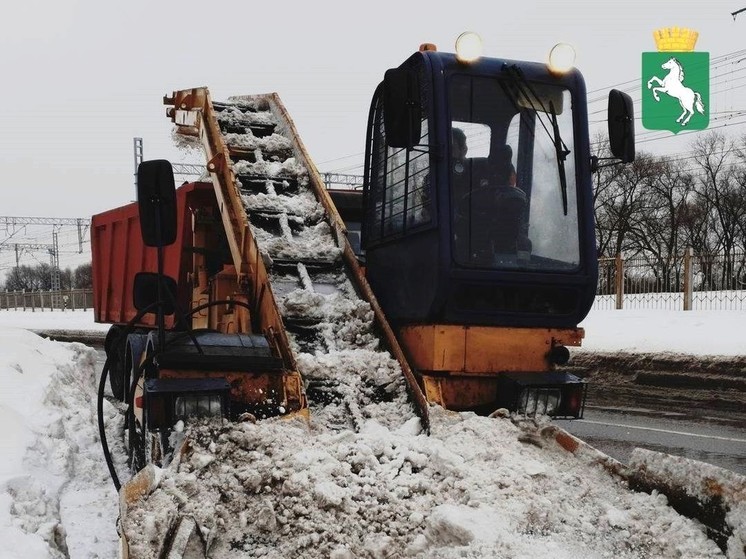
[647, 57, 705, 126]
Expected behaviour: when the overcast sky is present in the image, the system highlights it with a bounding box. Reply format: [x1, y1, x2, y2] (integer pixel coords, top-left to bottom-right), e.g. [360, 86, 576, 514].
[1, 0, 744, 223]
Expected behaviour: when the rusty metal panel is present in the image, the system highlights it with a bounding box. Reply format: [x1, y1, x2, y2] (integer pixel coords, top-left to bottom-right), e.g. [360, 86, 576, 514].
[399, 325, 585, 376]
[421, 373, 501, 411]
[465, 327, 551, 372]
[400, 325, 466, 371]
[421, 375, 445, 407]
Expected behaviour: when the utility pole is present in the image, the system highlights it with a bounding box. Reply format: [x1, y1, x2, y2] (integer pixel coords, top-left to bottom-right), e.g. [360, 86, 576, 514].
[50, 231, 61, 305]
[134, 137, 144, 192]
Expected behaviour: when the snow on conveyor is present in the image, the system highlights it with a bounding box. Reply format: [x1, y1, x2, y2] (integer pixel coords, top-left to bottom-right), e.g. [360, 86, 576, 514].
[223, 95, 418, 430]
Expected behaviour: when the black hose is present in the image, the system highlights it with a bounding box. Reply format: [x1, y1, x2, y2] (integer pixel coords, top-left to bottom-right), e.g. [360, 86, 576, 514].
[97, 298, 247, 490]
[97, 356, 121, 491]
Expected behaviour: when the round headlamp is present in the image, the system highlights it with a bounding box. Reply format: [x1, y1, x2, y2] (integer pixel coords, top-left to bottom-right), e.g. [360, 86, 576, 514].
[548, 43, 576, 74]
[455, 32, 483, 63]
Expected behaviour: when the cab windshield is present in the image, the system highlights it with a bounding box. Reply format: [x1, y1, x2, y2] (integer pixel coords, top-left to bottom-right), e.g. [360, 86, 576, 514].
[449, 74, 580, 271]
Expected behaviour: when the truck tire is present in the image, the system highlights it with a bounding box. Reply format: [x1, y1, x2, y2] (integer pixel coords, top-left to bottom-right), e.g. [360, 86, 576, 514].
[104, 325, 127, 401]
[124, 333, 148, 406]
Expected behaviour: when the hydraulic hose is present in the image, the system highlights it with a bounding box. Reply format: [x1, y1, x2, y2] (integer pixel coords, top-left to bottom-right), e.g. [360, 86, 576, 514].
[97, 305, 153, 492]
[97, 356, 121, 491]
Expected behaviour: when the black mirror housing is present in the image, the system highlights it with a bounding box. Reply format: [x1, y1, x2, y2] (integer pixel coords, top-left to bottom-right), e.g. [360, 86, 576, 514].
[383, 66, 422, 149]
[133, 272, 177, 315]
[608, 89, 635, 163]
[137, 159, 177, 247]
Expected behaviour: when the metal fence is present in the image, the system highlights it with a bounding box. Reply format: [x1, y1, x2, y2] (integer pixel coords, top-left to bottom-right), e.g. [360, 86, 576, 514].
[594, 249, 746, 310]
[0, 289, 93, 312]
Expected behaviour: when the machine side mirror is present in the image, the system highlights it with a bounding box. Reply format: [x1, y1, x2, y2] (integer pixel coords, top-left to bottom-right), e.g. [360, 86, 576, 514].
[608, 89, 635, 163]
[137, 159, 177, 247]
[383, 66, 422, 149]
[133, 272, 177, 315]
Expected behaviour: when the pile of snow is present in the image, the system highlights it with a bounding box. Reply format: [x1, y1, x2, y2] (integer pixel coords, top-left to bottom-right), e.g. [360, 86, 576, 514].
[0, 321, 732, 558]
[0, 328, 121, 558]
[122, 411, 723, 558]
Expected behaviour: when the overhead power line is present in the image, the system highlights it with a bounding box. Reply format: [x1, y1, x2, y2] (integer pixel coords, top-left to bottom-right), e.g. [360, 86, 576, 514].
[0, 217, 90, 251]
[0, 217, 90, 227]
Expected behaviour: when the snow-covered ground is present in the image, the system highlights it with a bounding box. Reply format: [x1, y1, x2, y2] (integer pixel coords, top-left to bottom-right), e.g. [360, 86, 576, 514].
[0, 307, 743, 558]
[579, 308, 746, 357]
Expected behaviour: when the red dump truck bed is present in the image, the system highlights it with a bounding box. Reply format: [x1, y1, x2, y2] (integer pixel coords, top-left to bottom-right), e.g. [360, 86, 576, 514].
[91, 181, 212, 327]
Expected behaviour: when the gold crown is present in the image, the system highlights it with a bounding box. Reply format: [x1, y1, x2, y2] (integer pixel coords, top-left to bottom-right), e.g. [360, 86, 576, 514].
[653, 27, 699, 52]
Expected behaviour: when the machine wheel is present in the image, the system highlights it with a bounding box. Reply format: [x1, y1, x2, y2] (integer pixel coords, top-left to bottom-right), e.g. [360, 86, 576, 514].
[104, 325, 127, 401]
[124, 333, 148, 407]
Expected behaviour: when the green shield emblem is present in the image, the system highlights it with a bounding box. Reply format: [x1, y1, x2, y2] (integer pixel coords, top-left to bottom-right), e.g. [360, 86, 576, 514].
[642, 52, 709, 132]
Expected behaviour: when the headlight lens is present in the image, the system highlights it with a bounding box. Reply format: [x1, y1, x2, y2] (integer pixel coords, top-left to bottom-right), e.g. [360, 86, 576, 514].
[455, 32, 483, 63]
[548, 43, 576, 74]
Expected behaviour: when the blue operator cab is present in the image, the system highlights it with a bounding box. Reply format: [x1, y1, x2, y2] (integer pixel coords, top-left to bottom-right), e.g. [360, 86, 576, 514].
[362, 40, 634, 330]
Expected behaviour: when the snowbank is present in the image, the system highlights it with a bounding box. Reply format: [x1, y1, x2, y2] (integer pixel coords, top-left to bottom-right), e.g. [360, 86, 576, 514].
[578, 309, 746, 357]
[122, 410, 724, 558]
[0, 328, 120, 558]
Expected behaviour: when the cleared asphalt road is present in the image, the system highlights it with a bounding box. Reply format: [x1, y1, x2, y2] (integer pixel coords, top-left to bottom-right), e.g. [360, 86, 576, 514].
[556, 408, 746, 475]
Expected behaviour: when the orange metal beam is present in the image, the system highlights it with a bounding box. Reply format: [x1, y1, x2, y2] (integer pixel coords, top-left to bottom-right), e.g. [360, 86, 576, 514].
[400, 325, 584, 374]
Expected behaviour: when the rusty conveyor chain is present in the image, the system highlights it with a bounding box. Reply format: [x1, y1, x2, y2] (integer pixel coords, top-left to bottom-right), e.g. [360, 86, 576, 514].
[219, 98, 429, 428]
[165, 87, 430, 432]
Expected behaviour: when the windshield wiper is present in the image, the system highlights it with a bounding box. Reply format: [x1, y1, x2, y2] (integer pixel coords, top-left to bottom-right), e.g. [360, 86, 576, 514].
[549, 100, 571, 215]
[503, 65, 571, 215]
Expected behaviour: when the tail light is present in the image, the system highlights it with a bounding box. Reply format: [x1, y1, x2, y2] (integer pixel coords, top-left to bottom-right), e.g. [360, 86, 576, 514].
[558, 383, 586, 418]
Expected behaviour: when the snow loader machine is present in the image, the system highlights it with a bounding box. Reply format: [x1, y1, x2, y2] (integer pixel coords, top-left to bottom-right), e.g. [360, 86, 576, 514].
[92, 34, 634, 557]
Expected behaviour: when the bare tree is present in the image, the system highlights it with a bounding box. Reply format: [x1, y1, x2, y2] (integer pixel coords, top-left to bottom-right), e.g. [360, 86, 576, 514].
[2, 262, 89, 291]
[73, 263, 92, 288]
[630, 156, 694, 291]
[3, 264, 54, 291]
[592, 135, 625, 257]
[593, 152, 657, 258]
[691, 131, 746, 287]
[734, 133, 746, 251]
